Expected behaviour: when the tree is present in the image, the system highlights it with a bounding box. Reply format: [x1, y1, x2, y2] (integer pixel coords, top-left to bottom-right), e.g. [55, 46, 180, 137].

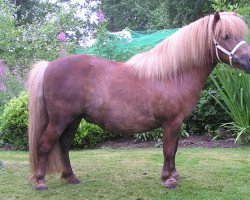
[101, 0, 214, 31]
[101, 0, 165, 31]
[211, 0, 250, 22]
[164, 0, 214, 28]
[12, 0, 57, 26]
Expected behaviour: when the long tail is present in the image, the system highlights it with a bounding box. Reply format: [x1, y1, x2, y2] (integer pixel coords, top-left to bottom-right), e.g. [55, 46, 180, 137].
[28, 61, 64, 178]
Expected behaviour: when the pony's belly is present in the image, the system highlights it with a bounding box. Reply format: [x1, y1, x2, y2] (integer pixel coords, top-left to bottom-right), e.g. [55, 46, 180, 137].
[83, 108, 161, 134]
[103, 123, 160, 135]
[100, 114, 161, 135]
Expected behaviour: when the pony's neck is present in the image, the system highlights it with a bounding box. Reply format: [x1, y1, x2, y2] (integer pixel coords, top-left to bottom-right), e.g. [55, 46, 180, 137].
[174, 61, 216, 93]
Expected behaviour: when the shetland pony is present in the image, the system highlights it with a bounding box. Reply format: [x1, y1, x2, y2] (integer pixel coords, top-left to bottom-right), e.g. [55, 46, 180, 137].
[28, 12, 250, 190]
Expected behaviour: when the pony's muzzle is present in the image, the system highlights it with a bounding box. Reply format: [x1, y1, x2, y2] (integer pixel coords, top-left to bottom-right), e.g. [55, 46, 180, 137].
[234, 54, 250, 74]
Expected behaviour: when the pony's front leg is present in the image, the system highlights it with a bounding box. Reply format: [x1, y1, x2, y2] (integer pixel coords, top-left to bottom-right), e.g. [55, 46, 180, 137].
[161, 118, 182, 189]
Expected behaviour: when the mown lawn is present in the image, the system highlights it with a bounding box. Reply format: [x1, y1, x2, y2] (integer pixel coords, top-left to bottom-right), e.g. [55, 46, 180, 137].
[0, 148, 249, 200]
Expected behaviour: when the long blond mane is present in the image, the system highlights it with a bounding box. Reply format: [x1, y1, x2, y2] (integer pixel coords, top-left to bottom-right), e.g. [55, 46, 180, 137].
[126, 12, 248, 79]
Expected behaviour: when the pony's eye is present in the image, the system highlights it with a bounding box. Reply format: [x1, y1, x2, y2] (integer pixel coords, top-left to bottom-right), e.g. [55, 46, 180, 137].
[224, 34, 230, 40]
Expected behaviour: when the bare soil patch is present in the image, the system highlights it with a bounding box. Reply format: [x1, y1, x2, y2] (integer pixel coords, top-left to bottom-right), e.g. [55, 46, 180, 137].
[100, 135, 241, 149]
[0, 135, 243, 151]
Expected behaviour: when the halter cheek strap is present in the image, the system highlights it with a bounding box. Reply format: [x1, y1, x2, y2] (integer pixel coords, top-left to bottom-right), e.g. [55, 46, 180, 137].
[213, 37, 246, 66]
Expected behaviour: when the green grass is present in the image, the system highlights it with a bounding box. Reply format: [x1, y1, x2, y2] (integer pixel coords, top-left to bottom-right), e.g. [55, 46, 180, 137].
[0, 148, 250, 200]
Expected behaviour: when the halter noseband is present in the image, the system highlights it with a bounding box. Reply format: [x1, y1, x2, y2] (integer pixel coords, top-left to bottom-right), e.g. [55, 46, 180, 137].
[213, 37, 246, 66]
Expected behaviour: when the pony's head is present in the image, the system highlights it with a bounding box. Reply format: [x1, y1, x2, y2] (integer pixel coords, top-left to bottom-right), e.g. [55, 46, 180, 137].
[212, 12, 250, 73]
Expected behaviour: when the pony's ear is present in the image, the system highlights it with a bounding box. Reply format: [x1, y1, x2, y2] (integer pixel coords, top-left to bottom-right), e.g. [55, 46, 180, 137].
[212, 11, 220, 30]
[214, 11, 220, 21]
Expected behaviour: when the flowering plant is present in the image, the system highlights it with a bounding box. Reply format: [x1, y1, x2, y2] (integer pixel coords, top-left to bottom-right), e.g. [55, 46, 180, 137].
[57, 32, 66, 42]
[97, 10, 105, 22]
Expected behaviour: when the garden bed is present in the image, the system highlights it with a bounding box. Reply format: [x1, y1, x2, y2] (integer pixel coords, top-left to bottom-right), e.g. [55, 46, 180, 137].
[1, 135, 242, 151]
[99, 135, 241, 149]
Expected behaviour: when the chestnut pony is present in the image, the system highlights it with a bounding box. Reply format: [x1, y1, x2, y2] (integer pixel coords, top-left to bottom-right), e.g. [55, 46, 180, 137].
[28, 12, 250, 190]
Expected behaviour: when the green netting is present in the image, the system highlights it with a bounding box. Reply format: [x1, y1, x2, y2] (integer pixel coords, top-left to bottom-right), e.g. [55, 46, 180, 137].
[75, 29, 178, 62]
[76, 29, 178, 55]
[125, 29, 178, 48]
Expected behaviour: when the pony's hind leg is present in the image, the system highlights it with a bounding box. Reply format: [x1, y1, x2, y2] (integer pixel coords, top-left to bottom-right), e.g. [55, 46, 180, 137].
[161, 118, 182, 189]
[35, 123, 64, 190]
[60, 118, 81, 184]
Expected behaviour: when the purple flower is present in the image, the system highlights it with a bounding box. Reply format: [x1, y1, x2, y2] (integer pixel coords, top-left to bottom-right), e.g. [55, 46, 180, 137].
[0, 60, 3, 77]
[0, 82, 6, 92]
[57, 32, 66, 42]
[0, 66, 3, 77]
[13, 67, 22, 83]
[97, 11, 105, 22]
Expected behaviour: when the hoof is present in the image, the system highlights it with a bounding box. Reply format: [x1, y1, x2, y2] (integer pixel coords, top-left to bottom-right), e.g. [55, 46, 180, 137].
[68, 177, 80, 185]
[35, 183, 48, 191]
[62, 174, 80, 185]
[171, 172, 180, 181]
[162, 177, 178, 189]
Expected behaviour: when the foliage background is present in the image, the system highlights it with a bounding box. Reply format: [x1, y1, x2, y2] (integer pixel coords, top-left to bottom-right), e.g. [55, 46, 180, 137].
[101, 0, 214, 30]
[0, 0, 250, 149]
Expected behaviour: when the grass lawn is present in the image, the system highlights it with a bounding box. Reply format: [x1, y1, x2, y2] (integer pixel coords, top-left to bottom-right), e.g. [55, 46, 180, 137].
[0, 147, 249, 200]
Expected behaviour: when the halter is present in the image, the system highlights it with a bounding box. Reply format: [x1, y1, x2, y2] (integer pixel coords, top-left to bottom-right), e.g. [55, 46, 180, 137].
[213, 36, 246, 66]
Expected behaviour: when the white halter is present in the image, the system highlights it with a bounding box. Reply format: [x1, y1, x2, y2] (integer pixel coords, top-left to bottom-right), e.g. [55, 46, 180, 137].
[213, 37, 246, 66]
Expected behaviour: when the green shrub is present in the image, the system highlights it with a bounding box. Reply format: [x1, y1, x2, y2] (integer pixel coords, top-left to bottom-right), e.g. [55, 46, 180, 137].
[134, 128, 163, 143]
[0, 92, 112, 149]
[0, 64, 25, 116]
[211, 66, 250, 143]
[72, 120, 113, 149]
[0, 92, 28, 149]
